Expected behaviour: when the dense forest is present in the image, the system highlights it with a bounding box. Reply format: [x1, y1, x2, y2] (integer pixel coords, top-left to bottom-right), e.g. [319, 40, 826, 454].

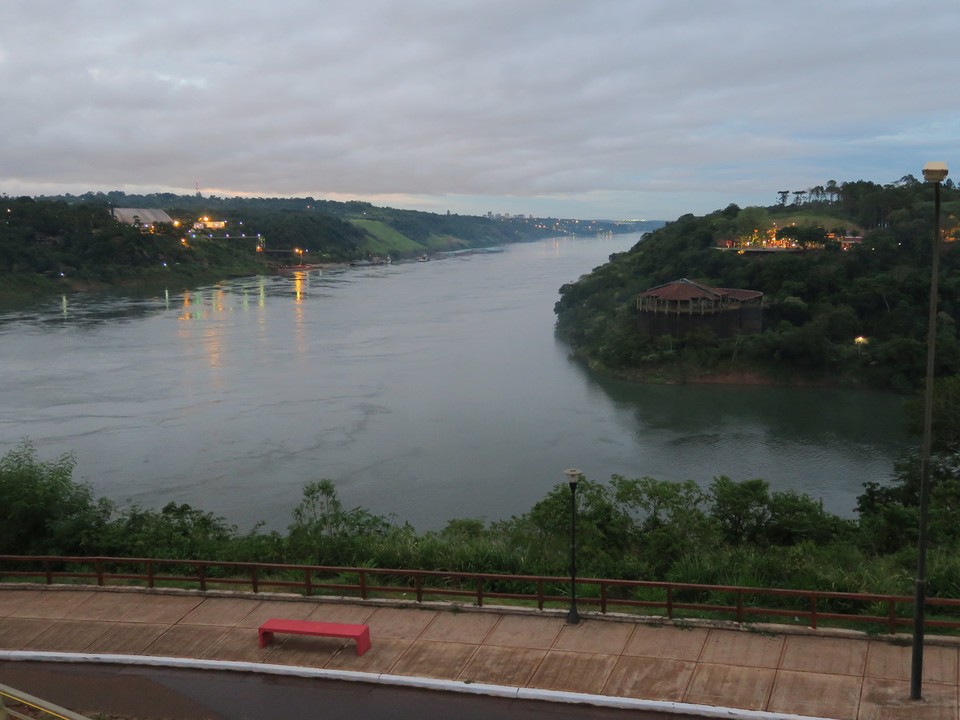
[554, 177, 960, 393]
[0, 191, 648, 302]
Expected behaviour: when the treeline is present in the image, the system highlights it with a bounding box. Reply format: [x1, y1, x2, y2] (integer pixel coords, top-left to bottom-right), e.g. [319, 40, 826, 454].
[6, 376, 960, 599]
[555, 177, 960, 392]
[0, 196, 273, 298]
[1, 191, 642, 300]
[30, 190, 642, 253]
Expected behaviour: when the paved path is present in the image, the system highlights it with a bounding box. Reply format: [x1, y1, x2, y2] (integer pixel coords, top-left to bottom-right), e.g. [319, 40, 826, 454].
[0, 586, 958, 719]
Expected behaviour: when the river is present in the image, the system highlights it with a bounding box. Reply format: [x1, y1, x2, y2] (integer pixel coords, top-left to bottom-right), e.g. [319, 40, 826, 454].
[0, 234, 910, 532]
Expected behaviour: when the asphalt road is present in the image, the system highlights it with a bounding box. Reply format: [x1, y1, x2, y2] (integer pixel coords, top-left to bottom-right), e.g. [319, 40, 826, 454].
[0, 662, 676, 720]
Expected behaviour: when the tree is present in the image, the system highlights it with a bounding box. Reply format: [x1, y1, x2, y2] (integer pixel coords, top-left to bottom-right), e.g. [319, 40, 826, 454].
[108, 502, 239, 559]
[527, 477, 634, 577]
[765, 491, 853, 545]
[735, 207, 771, 238]
[610, 475, 716, 573]
[709, 476, 771, 544]
[826, 180, 839, 204]
[286, 480, 393, 565]
[0, 442, 112, 555]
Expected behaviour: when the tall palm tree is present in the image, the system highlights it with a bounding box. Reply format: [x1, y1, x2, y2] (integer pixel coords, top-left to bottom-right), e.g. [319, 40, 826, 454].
[826, 180, 839, 204]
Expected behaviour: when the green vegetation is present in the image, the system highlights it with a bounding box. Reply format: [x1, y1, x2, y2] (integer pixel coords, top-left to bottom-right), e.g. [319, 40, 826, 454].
[554, 177, 960, 392]
[349, 219, 426, 256]
[0, 196, 273, 303]
[4, 387, 960, 604]
[1, 191, 650, 303]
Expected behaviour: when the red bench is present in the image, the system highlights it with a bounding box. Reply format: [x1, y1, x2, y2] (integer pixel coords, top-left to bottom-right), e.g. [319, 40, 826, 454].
[258, 618, 371, 656]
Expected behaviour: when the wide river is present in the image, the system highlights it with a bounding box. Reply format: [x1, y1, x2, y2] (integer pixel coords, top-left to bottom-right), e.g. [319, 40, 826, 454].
[0, 234, 910, 532]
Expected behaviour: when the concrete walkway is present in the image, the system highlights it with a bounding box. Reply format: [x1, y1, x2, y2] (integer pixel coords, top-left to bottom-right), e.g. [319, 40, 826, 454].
[0, 586, 957, 719]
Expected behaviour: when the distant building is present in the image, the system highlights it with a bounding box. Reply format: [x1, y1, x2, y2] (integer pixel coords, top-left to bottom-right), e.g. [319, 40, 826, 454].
[636, 278, 763, 338]
[112, 208, 174, 225]
[194, 216, 226, 230]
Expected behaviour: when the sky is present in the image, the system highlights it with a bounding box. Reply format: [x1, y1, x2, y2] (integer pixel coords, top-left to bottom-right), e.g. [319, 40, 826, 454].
[1, 1, 958, 221]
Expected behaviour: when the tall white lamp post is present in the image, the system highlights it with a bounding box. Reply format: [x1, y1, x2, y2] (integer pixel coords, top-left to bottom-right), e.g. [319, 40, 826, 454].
[911, 161, 948, 700]
[565, 468, 582, 625]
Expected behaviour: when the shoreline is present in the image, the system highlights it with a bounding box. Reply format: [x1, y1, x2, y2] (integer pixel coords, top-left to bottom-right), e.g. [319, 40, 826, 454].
[579, 354, 865, 391]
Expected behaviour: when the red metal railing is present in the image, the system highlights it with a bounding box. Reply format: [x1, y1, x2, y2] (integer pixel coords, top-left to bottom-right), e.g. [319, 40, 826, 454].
[2, 554, 958, 635]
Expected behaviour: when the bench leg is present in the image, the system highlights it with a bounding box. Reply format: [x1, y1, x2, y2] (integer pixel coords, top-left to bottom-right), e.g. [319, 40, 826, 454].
[355, 627, 371, 656]
[259, 630, 273, 648]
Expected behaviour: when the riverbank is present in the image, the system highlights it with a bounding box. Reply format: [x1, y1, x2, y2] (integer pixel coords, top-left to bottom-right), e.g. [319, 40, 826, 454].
[0, 258, 283, 307]
[578, 353, 849, 390]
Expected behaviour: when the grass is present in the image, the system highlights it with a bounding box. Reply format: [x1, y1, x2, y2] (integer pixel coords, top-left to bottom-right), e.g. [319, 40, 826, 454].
[349, 219, 425, 255]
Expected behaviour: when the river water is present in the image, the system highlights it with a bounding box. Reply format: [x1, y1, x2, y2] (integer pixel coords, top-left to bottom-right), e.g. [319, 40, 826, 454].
[0, 234, 910, 531]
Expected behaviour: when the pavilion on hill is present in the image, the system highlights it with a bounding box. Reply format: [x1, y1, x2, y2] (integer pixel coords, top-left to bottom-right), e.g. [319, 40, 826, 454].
[636, 278, 763, 338]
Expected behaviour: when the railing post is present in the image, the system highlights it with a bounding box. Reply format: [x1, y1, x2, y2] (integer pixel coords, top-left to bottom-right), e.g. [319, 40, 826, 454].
[415, 575, 423, 603]
[810, 595, 818, 629]
[251, 567, 259, 594]
[889, 598, 897, 634]
[147, 559, 155, 589]
[198, 563, 206, 592]
[666, 587, 673, 618]
[736, 589, 744, 623]
[359, 570, 368, 600]
[476, 578, 484, 607]
[44, 558, 52, 585]
[95, 558, 104, 587]
[304, 568, 312, 596]
[537, 579, 544, 610]
[600, 582, 608, 614]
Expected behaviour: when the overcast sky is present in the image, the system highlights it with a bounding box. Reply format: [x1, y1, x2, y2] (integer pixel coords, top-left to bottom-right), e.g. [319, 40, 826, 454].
[2, 1, 958, 220]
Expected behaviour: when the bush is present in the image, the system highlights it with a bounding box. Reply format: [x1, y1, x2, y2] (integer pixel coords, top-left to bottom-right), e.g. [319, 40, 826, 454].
[0, 442, 112, 555]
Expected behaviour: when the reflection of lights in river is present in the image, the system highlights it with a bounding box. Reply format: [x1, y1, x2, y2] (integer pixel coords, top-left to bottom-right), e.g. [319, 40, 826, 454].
[292, 271, 307, 355]
[178, 290, 201, 320]
[174, 290, 226, 378]
[293, 273, 303, 303]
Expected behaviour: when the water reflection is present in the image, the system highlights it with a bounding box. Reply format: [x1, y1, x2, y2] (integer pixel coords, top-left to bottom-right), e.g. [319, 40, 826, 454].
[292, 271, 306, 355]
[590, 375, 909, 447]
[560, 341, 909, 514]
[0, 236, 911, 530]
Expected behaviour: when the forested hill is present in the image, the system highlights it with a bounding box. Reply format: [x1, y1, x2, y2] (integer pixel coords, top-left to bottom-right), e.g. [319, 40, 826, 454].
[554, 177, 960, 392]
[0, 191, 655, 300]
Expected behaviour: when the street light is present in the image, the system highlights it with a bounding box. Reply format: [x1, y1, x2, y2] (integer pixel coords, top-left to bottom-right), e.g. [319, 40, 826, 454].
[854, 335, 868, 357]
[911, 161, 949, 701]
[564, 468, 582, 625]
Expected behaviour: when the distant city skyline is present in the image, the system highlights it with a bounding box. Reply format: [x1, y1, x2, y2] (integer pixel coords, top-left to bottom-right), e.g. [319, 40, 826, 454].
[1, 1, 957, 221]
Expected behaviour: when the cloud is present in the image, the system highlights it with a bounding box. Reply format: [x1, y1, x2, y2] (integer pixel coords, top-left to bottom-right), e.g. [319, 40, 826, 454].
[1, 0, 958, 219]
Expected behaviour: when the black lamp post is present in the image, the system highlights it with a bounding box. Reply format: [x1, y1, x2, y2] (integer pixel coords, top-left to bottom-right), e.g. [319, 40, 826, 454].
[565, 468, 581, 625]
[911, 161, 949, 701]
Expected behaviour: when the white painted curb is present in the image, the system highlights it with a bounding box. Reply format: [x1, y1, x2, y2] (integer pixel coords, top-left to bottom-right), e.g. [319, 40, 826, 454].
[0, 651, 833, 720]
